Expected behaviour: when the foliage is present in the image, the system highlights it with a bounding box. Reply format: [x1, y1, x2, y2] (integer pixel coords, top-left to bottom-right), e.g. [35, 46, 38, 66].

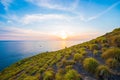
[102, 48, 120, 61]
[62, 59, 75, 66]
[0, 28, 120, 79]
[105, 58, 118, 68]
[83, 57, 99, 74]
[74, 53, 83, 62]
[89, 44, 99, 51]
[64, 69, 82, 80]
[55, 69, 65, 80]
[93, 50, 99, 56]
[43, 69, 55, 80]
[65, 65, 73, 72]
[96, 65, 111, 79]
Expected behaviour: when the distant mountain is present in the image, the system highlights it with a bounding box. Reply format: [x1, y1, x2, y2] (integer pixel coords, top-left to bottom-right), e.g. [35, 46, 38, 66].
[0, 28, 120, 80]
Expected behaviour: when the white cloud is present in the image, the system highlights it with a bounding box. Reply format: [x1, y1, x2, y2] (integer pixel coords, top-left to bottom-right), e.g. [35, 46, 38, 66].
[87, 0, 120, 21]
[6, 14, 72, 24]
[26, 0, 79, 11]
[69, 0, 120, 22]
[0, 0, 13, 10]
[0, 27, 55, 40]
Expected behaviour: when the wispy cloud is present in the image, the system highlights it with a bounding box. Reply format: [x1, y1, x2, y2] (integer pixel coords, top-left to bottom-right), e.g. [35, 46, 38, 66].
[21, 14, 71, 24]
[0, 27, 56, 40]
[69, 0, 120, 22]
[0, 27, 102, 41]
[26, 0, 79, 11]
[87, 0, 120, 21]
[0, 0, 13, 10]
[5, 14, 72, 24]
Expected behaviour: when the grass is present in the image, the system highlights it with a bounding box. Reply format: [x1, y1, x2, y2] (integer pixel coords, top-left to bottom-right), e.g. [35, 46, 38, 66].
[0, 28, 120, 80]
[83, 57, 99, 74]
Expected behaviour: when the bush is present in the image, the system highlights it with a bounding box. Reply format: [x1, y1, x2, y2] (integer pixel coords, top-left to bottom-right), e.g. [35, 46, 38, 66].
[39, 68, 46, 74]
[74, 53, 83, 62]
[43, 70, 55, 80]
[93, 50, 99, 56]
[96, 65, 111, 79]
[111, 35, 120, 47]
[83, 57, 99, 74]
[65, 55, 70, 59]
[62, 60, 75, 66]
[89, 44, 99, 51]
[64, 69, 82, 80]
[24, 76, 37, 80]
[79, 48, 86, 52]
[55, 69, 65, 80]
[101, 43, 109, 48]
[99, 37, 108, 44]
[81, 51, 87, 56]
[105, 58, 118, 68]
[65, 65, 73, 72]
[102, 48, 120, 61]
[101, 47, 108, 53]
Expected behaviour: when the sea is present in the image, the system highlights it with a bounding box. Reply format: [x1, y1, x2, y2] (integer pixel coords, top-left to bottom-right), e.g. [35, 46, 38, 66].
[0, 40, 82, 71]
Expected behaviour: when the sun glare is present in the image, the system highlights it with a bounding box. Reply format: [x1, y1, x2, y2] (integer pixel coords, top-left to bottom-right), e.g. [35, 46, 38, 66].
[59, 31, 68, 40]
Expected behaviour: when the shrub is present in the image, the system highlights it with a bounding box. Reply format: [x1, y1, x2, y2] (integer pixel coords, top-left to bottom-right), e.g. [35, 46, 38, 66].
[89, 44, 99, 51]
[83, 57, 99, 74]
[62, 60, 75, 66]
[100, 37, 108, 43]
[24, 76, 37, 80]
[93, 50, 99, 56]
[101, 47, 108, 53]
[111, 35, 120, 47]
[55, 69, 65, 80]
[96, 65, 111, 79]
[65, 65, 73, 72]
[39, 68, 45, 74]
[43, 70, 55, 80]
[64, 69, 82, 80]
[81, 51, 87, 56]
[101, 43, 109, 48]
[102, 48, 120, 61]
[74, 53, 83, 62]
[65, 55, 70, 59]
[79, 48, 86, 52]
[105, 58, 118, 68]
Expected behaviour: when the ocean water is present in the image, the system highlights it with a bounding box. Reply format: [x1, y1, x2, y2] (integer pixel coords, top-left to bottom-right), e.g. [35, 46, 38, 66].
[0, 41, 81, 71]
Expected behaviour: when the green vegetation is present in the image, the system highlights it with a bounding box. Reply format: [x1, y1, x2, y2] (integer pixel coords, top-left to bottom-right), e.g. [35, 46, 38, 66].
[93, 50, 99, 56]
[43, 69, 55, 80]
[102, 48, 120, 61]
[83, 57, 99, 74]
[89, 44, 99, 51]
[0, 28, 120, 80]
[64, 69, 82, 80]
[55, 69, 65, 80]
[96, 65, 111, 79]
[105, 58, 118, 68]
[74, 53, 83, 62]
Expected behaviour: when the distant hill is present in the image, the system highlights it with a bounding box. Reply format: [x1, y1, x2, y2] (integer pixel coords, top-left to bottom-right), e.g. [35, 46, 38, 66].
[0, 28, 120, 80]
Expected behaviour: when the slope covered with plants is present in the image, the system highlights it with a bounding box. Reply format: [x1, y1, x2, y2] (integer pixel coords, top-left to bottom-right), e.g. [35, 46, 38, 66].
[0, 28, 120, 80]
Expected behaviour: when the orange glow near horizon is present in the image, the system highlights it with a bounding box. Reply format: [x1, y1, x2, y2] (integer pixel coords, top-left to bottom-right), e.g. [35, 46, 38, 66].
[59, 31, 68, 40]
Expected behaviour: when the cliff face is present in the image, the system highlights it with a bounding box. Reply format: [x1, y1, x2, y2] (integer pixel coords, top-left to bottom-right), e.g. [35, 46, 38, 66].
[0, 28, 120, 80]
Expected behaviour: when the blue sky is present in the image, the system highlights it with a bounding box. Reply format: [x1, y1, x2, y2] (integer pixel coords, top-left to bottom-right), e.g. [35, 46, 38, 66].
[0, 0, 120, 40]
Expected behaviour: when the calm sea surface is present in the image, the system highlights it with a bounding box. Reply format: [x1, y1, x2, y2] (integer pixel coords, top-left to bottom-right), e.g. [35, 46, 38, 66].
[0, 41, 81, 71]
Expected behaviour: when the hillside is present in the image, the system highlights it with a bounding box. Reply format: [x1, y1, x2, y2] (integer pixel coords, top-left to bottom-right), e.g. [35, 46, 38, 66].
[0, 28, 120, 80]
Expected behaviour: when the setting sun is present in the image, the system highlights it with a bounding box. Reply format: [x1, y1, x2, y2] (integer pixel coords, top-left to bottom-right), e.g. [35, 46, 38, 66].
[59, 31, 68, 40]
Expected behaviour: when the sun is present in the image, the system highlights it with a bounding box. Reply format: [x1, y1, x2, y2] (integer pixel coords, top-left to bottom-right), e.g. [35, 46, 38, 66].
[59, 31, 68, 40]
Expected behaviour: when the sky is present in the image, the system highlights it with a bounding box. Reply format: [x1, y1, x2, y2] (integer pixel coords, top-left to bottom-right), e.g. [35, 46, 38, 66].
[0, 0, 120, 41]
